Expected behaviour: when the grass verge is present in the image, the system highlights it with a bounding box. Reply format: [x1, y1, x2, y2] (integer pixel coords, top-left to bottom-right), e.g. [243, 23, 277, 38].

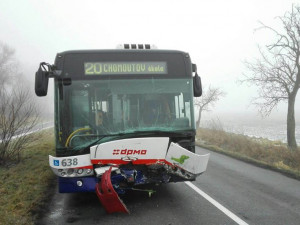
[0, 129, 55, 225]
[196, 128, 300, 180]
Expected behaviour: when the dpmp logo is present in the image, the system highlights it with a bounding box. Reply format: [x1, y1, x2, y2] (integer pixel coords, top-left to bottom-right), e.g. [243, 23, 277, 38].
[113, 149, 147, 155]
[53, 160, 60, 166]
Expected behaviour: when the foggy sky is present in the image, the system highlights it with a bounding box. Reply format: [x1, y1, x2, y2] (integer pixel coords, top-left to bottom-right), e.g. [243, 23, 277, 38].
[0, 0, 299, 123]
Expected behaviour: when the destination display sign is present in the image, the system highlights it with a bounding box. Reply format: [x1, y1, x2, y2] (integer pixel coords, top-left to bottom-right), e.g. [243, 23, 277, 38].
[84, 62, 167, 75]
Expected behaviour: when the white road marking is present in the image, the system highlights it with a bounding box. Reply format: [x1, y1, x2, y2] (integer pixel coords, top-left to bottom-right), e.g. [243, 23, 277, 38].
[185, 181, 249, 225]
[11, 125, 54, 140]
[1, 123, 54, 143]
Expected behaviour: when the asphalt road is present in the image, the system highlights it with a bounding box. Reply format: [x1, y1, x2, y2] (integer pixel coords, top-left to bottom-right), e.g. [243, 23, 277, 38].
[38, 147, 300, 225]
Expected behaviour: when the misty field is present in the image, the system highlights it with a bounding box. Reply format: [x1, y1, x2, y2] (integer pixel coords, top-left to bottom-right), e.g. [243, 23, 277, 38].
[196, 127, 300, 179]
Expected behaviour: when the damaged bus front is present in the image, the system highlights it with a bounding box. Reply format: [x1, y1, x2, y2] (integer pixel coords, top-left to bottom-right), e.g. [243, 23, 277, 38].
[35, 45, 209, 213]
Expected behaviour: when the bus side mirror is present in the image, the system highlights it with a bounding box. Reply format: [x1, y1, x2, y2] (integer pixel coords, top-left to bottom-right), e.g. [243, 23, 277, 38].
[35, 63, 49, 96]
[193, 73, 202, 97]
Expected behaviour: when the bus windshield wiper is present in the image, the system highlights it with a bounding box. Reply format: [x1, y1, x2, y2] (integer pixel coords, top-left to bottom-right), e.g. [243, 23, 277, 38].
[77, 132, 131, 150]
[108, 129, 193, 138]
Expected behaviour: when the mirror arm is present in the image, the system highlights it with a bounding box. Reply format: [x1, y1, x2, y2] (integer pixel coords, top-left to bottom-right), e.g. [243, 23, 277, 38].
[40, 62, 61, 78]
[49, 70, 62, 78]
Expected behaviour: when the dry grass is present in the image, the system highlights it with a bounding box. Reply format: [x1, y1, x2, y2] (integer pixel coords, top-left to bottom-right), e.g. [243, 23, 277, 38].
[196, 127, 300, 179]
[0, 129, 55, 225]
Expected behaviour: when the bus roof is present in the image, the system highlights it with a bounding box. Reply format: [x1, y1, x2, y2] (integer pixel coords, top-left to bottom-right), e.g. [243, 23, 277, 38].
[56, 49, 189, 57]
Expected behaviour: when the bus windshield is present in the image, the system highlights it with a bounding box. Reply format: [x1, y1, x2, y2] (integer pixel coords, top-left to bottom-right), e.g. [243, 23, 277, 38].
[55, 78, 195, 149]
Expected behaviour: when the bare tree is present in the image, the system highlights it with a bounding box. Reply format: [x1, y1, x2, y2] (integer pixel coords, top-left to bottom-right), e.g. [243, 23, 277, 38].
[194, 86, 225, 128]
[243, 5, 300, 150]
[0, 89, 38, 164]
[0, 42, 39, 165]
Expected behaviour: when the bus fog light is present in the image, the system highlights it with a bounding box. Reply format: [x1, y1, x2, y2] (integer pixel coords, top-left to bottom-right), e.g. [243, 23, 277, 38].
[77, 180, 83, 187]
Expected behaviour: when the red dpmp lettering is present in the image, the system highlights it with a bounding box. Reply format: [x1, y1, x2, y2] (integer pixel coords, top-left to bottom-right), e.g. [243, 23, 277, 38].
[112, 149, 147, 155]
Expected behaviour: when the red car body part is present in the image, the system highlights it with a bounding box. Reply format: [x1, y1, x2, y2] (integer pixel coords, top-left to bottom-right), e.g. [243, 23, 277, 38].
[95, 167, 129, 214]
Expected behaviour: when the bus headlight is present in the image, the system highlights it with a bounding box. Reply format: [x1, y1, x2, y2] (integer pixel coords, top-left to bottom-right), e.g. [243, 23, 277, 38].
[51, 167, 94, 177]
